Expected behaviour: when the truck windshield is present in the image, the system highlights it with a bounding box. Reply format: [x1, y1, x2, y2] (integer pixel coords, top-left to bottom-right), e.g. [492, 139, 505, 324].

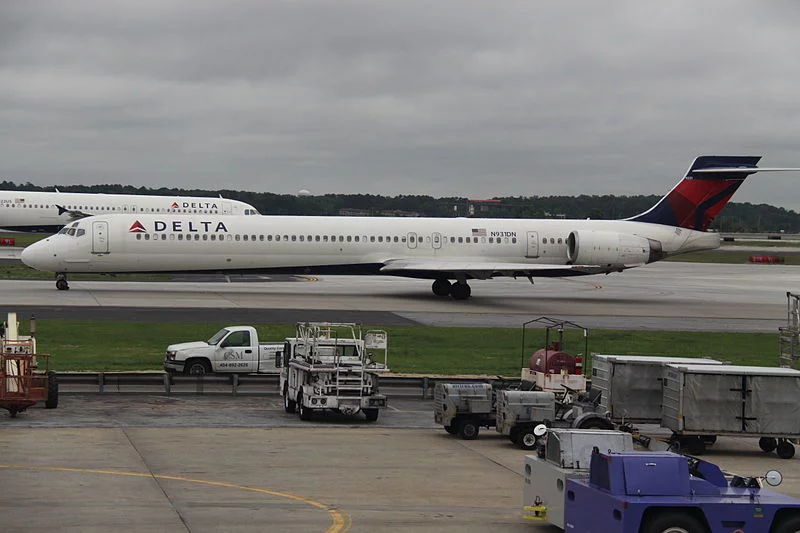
[207, 328, 230, 345]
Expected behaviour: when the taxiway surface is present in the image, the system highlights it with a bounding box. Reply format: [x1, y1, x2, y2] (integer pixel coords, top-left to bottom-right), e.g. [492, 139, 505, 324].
[2, 261, 800, 331]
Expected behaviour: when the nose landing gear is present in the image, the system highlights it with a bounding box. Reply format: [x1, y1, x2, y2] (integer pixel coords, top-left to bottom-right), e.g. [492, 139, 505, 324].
[55, 273, 69, 291]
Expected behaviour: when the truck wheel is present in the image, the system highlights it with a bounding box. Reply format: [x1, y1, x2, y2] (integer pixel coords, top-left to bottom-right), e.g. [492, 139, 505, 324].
[771, 513, 800, 533]
[444, 425, 458, 435]
[363, 409, 379, 422]
[185, 360, 210, 375]
[457, 419, 479, 440]
[45, 371, 59, 409]
[700, 435, 717, 446]
[298, 393, 312, 421]
[518, 429, 538, 450]
[641, 510, 705, 533]
[759, 437, 778, 453]
[777, 440, 796, 460]
[283, 387, 296, 414]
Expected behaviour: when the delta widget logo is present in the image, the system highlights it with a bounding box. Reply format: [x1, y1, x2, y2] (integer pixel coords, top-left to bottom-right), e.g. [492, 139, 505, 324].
[129, 221, 146, 233]
[171, 202, 180, 209]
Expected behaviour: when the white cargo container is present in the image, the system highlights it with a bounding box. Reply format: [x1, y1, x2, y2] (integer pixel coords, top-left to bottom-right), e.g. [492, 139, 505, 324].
[590, 354, 722, 423]
[662, 364, 800, 459]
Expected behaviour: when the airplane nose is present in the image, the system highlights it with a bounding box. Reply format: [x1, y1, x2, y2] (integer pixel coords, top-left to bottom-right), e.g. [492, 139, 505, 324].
[21, 239, 57, 271]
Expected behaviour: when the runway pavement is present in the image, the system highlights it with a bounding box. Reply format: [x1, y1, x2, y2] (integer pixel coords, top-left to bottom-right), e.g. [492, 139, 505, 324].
[2, 261, 800, 331]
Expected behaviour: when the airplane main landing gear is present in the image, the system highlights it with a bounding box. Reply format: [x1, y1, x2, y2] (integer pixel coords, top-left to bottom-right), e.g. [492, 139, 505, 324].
[55, 273, 69, 291]
[431, 279, 472, 300]
[431, 278, 451, 297]
[450, 282, 471, 300]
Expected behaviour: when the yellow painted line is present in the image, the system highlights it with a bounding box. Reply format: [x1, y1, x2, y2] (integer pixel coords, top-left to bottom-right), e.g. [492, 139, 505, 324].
[295, 275, 319, 282]
[0, 464, 350, 533]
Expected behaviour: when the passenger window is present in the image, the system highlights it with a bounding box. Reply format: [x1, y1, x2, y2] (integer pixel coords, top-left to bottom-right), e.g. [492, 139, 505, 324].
[393, 236, 399, 243]
[210, 234, 216, 241]
[136, 234, 142, 240]
[512, 238, 517, 244]
[315, 235, 320, 242]
[260, 235, 264, 241]
[347, 236, 352, 242]
[299, 235, 304, 242]
[557, 238, 562, 244]
[307, 235, 312, 241]
[378, 236, 383, 242]
[323, 236, 328, 242]
[145, 234, 150, 240]
[370, 236, 375, 242]
[458, 237, 463, 243]
[202, 234, 208, 241]
[178, 234, 184, 241]
[291, 235, 296, 241]
[244, 235, 249, 241]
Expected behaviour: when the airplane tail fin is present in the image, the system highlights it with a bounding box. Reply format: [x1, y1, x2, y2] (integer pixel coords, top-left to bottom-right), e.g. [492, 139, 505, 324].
[628, 156, 799, 231]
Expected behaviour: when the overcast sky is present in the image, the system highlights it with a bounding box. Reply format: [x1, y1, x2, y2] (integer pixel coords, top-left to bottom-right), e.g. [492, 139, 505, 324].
[2, 1, 800, 209]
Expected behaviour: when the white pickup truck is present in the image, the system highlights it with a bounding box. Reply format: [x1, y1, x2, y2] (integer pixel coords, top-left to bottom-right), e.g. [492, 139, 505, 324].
[164, 326, 283, 375]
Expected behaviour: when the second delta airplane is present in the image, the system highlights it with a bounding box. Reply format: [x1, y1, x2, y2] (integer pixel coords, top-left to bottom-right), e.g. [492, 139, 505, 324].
[21, 156, 800, 298]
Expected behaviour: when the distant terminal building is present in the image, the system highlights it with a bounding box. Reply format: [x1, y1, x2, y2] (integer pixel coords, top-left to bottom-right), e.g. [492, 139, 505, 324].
[467, 199, 502, 216]
[338, 208, 421, 217]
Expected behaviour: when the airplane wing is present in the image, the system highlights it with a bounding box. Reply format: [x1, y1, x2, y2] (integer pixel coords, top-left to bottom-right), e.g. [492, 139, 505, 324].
[56, 205, 93, 220]
[379, 259, 620, 279]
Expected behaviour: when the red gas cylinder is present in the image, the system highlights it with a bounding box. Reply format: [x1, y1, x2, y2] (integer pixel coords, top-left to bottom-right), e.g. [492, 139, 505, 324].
[529, 346, 577, 374]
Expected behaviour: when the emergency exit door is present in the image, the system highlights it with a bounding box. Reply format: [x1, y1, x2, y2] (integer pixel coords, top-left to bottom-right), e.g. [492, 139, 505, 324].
[526, 231, 539, 258]
[92, 221, 109, 254]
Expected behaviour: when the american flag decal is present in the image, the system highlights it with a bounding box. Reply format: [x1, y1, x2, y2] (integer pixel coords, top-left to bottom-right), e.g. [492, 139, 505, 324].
[472, 228, 486, 237]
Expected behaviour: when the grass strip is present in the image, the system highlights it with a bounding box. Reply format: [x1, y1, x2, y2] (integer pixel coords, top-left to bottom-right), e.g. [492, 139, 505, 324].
[18, 320, 781, 375]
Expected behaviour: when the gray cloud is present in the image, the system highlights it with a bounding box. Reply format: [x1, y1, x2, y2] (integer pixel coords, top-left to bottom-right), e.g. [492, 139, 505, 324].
[1, 1, 799, 209]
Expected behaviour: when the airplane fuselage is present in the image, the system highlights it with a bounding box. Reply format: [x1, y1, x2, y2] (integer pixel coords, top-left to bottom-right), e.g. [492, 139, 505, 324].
[22, 213, 719, 277]
[0, 190, 259, 232]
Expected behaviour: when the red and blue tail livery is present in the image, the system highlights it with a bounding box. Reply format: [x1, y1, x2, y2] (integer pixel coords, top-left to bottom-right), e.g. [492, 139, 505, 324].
[629, 156, 795, 231]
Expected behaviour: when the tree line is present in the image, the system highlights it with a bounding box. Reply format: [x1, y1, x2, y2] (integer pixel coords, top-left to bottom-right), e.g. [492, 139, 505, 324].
[2, 180, 798, 233]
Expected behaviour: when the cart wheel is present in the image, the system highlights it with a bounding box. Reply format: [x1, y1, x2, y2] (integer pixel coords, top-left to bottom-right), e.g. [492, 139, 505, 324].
[457, 419, 479, 440]
[682, 437, 706, 456]
[700, 435, 716, 446]
[641, 510, 705, 533]
[518, 429, 538, 450]
[444, 425, 458, 435]
[45, 371, 59, 409]
[759, 437, 778, 453]
[777, 440, 795, 460]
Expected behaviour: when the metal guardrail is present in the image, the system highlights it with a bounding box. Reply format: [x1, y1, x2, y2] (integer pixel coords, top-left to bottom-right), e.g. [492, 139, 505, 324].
[55, 372, 520, 399]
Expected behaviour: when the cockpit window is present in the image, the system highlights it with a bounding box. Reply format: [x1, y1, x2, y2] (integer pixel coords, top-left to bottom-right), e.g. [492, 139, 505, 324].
[57, 227, 69, 235]
[66, 228, 76, 236]
[76, 229, 86, 237]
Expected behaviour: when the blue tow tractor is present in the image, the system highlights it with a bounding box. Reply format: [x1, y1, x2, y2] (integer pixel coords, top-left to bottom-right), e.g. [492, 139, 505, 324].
[524, 427, 800, 533]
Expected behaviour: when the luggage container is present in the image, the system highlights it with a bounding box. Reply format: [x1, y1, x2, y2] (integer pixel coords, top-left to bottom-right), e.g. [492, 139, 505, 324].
[591, 354, 722, 423]
[662, 364, 800, 458]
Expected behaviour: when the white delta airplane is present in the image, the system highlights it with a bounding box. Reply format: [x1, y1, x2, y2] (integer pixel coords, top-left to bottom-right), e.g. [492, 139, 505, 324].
[21, 156, 800, 298]
[0, 189, 260, 232]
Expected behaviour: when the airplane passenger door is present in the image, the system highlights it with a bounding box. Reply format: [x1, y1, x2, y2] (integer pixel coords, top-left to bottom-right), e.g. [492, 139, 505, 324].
[526, 231, 539, 258]
[431, 232, 442, 250]
[92, 221, 109, 254]
[222, 202, 232, 215]
[407, 232, 418, 249]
